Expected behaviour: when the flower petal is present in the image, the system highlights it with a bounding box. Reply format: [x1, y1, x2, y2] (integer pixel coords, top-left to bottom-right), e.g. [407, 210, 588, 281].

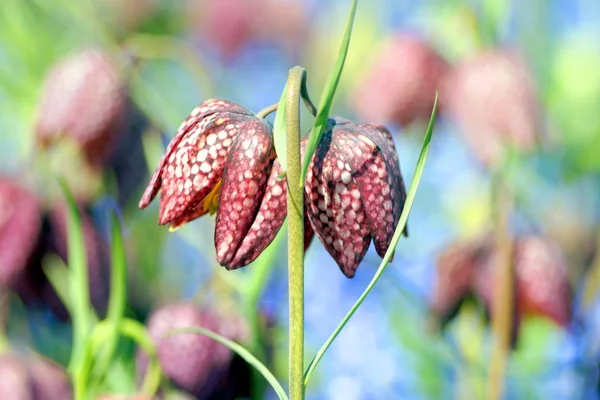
[305, 137, 371, 278]
[352, 150, 397, 257]
[215, 119, 275, 268]
[139, 99, 252, 210]
[228, 158, 287, 269]
[228, 140, 315, 269]
[351, 123, 408, 249]
[158, 112, 255, 225]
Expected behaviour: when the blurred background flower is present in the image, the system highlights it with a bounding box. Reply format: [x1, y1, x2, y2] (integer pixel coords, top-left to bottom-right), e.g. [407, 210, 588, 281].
[0, 0, 599, 399]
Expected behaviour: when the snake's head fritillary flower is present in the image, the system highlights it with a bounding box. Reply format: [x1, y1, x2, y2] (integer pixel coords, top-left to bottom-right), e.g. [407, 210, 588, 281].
[0, 353, 72, 400]
[442, 49, 541, 166]
[0, 355, 32, 400]
[430, 240, 484, 325]
[27, 354, 73, 400]
[0, 179, 42, 290]
[139, 99, 280, 267]
[137, 302, 250, 399]
[304, 118, 408, 278]
[513, 237, 572, 327]
[351, 34, 448, 126]
[140, 100, 407, 278]
[35, 49, 127, 166]
[471, 236, 572, 328]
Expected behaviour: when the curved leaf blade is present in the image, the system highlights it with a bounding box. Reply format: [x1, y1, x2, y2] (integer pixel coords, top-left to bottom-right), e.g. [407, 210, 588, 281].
[300, 0, 358, 186]
[166, 327, 288, 400]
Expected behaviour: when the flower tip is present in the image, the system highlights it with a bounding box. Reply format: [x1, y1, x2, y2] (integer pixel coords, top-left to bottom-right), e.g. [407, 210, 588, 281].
[138, 184, 157, 210]
[342, 268, 357, 279]
[158, 212, 174, 226]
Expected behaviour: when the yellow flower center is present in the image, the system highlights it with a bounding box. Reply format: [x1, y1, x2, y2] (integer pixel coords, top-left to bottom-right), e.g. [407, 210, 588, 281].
[203, 179, 222, 216]
[167, 180, 222, 232]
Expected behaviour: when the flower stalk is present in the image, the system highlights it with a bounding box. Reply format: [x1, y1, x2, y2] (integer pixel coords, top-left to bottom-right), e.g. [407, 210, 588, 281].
[488, 170, 514, 400]
[285, 66, 305, 400]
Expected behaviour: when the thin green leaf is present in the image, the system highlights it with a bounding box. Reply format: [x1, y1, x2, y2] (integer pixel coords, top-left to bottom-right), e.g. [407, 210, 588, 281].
[119, 318, 163, 396]
[89, 214, 127, 389]
[166, 327, 288, 400]
[300, 0, 358, 186]
[42, 255, 74, 315]
[58, 179, 93, 373]
[273, 82, 289, 171]
[303, 93, 438, 387]
[42, 255, 100, 325]
[83, 318, 162, 397]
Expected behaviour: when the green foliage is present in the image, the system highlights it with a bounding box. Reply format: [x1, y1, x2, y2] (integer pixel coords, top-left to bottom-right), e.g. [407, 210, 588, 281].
[59, 179, 93, 376]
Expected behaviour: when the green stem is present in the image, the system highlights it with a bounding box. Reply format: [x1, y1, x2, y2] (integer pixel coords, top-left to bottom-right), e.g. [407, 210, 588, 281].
[244, 228, 286, 400]
[299, 73, 318, 117]
[488, 171, 514, 400]
[256, 103, 279, 119]
[256, 74, 317, 121]
[286, 66, 305, 400]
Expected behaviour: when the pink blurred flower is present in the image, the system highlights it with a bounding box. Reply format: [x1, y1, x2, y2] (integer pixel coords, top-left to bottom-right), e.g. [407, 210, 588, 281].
[137, 302, 250, 399]
[0, 179, 42, 290]
[187, 0, 309, 60]
[442, 49, 541, 166]
[432, 235, 572, 337]
[351, 34, 449, 126]
[0, 353, 72, 400]
[35, 49, 127, 165]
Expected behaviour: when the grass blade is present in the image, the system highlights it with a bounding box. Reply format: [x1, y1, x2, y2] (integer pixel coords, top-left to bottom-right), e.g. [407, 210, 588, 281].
[80, 317, 162, 398]
[303, 93, 439, 387]
[118, 318, 163, 396]
[273, 82, 289, 172]
[166, 327, 289, 400]
[89, 214, 127, 389]
[58, 179, 93, 373]
[300, 0, 358, 186]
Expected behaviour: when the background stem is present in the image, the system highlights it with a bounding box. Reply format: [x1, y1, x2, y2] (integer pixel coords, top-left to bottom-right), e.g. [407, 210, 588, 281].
[488, 172, 514, 400]
[286, 66, 305, 400]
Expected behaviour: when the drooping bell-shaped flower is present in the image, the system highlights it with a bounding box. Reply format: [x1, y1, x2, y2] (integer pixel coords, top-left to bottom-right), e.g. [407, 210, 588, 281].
[0, 179, 42, 290]
[351, 34, 448, 126]
[35, 49, 127, 165]
[137, 302, 250, 399]
[0, 352, 72, 400]
[304, 119, 408, 277]
[140, 100, 407, 278]
[431, 235, 572, 342]
[430, 240, 484, 324]
[442, 49, 541, 166]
